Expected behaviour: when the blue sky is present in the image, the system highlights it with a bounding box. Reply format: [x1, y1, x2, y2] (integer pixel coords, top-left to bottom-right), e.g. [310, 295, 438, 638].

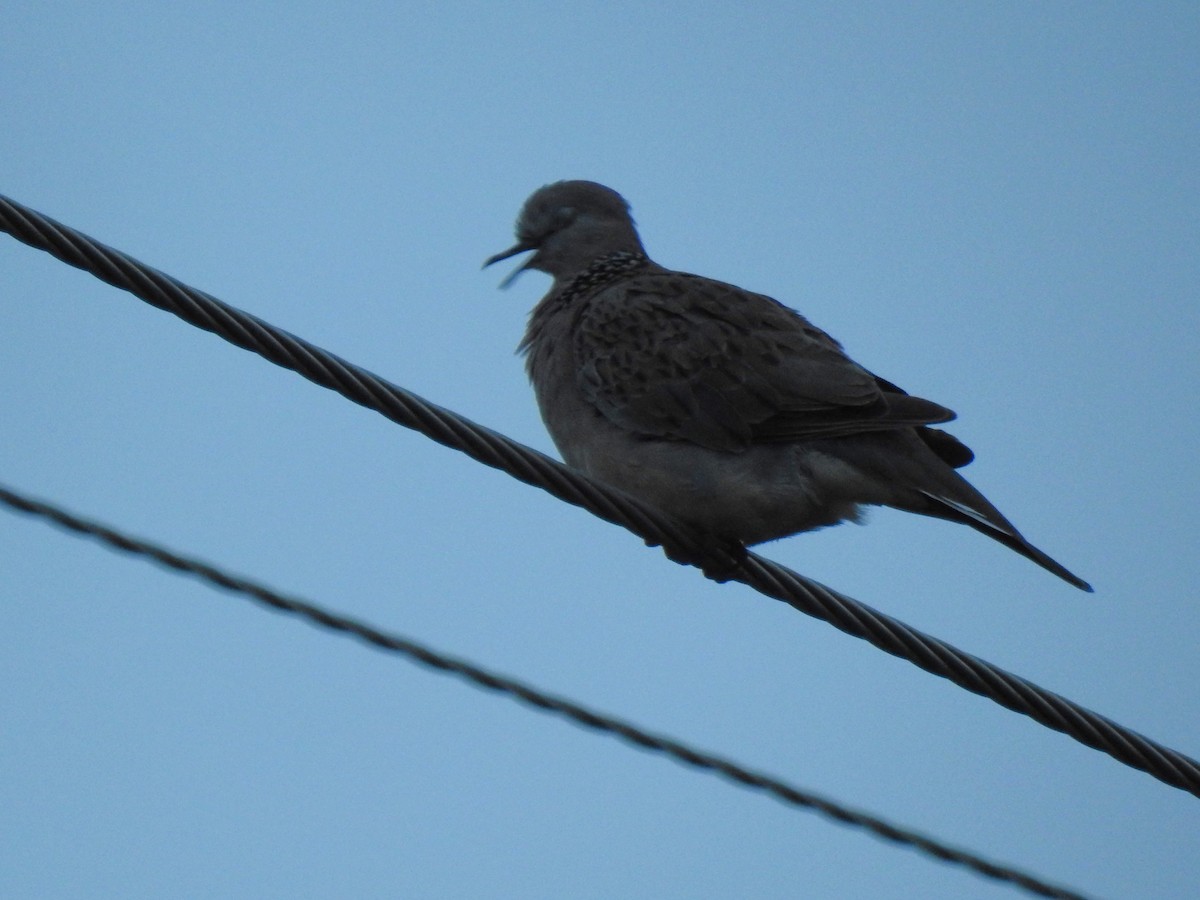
[3, 3, 1198, 898]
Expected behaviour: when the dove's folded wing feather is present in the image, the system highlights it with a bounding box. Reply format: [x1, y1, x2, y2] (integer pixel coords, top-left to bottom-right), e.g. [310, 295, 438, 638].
[574, 273, 956, 453]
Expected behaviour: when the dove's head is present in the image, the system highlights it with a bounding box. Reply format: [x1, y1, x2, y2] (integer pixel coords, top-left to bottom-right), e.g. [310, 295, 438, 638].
[485, 181, 645, 288]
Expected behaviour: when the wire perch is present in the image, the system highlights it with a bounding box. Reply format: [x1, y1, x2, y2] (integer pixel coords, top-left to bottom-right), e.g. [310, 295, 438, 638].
[1, 191, 1197, 800]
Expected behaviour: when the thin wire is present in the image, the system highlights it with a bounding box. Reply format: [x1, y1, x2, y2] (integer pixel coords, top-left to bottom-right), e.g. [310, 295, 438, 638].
[0, 482, 1092, 900]
[2, 192, 1198, 800]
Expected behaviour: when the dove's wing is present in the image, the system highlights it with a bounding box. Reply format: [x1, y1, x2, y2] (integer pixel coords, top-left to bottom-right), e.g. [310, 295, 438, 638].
[574, 272, 955, 453]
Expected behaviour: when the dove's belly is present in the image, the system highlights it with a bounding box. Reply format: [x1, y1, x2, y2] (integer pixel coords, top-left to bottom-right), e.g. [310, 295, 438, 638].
[527, 339, 894, 544]
[552, 415, 891, 545]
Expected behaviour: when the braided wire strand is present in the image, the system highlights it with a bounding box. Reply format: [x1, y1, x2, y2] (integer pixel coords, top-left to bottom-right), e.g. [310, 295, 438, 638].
[0, 483, 1091, 900]
[2, 192, 1197, 799]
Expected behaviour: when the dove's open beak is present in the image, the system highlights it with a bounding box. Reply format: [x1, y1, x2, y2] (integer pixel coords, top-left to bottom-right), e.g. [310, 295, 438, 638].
[484, 241, 536, 289]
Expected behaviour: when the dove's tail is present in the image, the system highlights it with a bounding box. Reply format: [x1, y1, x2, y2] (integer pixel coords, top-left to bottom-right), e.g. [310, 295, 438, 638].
[918, 490, 1093, 592]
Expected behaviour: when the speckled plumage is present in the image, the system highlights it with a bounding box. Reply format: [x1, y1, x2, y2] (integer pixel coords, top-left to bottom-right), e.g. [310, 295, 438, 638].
[486, 180, 1091, 591]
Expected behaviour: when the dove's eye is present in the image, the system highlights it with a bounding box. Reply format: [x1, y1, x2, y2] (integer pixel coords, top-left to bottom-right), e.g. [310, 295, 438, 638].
[552, 205, 577, 228]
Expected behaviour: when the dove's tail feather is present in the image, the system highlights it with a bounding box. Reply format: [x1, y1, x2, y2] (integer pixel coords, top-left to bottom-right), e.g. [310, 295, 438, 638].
[919, 491, 1093, 592]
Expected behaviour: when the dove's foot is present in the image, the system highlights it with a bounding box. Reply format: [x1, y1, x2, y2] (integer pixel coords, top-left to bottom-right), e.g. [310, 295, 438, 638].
[650, 533, 748, 583]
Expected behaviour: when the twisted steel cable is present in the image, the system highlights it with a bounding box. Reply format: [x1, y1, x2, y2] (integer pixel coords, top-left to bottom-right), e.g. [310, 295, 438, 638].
[0, 483, 1091, 900]
[2, 191, 1197, 800]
